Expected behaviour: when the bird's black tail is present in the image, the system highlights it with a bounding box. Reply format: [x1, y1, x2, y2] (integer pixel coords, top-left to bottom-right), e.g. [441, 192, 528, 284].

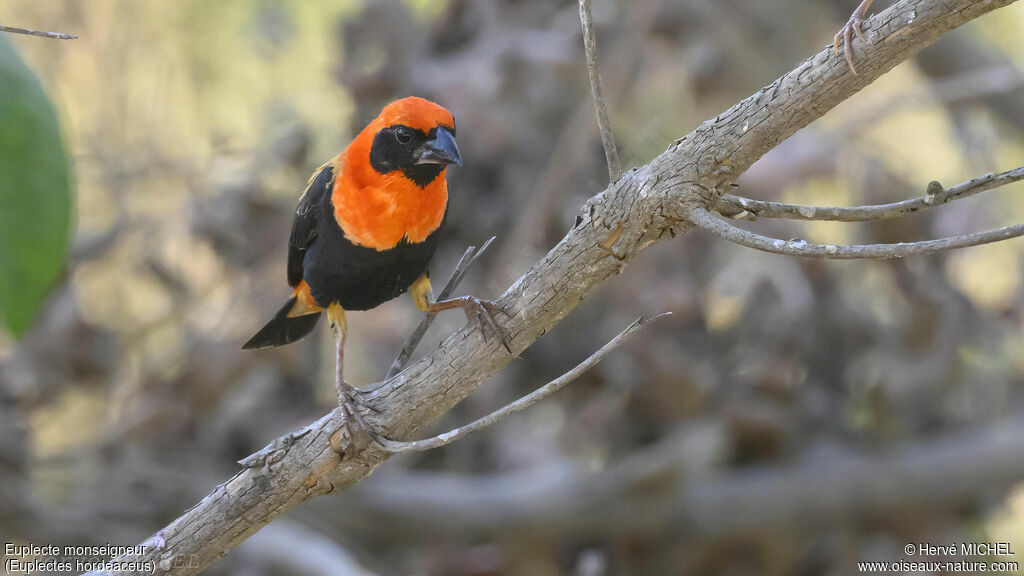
[242, 298, 321, 349]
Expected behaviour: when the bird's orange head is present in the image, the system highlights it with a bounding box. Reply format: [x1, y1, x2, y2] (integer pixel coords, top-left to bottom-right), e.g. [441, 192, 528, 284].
[334, 97, 461, 250]
[344, 96, 461, 189]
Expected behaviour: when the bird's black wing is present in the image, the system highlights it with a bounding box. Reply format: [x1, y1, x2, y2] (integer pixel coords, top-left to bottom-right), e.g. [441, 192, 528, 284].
[287, 161, 335, 288]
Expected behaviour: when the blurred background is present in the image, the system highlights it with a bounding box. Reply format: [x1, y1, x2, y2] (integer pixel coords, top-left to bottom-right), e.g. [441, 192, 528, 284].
[3, 0, 1024, 574]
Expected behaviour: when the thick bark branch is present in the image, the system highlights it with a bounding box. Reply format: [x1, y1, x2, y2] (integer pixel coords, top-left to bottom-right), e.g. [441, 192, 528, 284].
[86, 1, 1019, 574]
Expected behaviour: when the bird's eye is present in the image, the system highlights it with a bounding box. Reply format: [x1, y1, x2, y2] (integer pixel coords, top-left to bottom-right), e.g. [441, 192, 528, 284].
[395, 127, 412, 145]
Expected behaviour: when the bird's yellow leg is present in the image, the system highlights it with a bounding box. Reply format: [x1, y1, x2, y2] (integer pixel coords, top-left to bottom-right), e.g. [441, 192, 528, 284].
[327, 302, 348, 401]
[410, 272, 513, 353]
[326, 302, 385, 452]
[410, 273, 434, 312]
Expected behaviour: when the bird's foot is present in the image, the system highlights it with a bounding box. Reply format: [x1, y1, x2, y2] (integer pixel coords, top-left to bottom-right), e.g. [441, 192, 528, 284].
[462, 296, 514, 354]
[331, 381, 388, 453]
[833, 16, 865, 74]
[431, 295, 514, 354]
[833, 0, 874, 75]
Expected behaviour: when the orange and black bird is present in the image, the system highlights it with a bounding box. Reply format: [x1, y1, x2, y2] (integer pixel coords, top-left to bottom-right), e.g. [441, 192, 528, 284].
[243, 96, 508, 416]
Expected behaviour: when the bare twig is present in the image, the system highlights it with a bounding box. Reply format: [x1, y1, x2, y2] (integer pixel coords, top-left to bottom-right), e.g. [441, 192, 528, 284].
[579, 0, 622, 182]
[0, 25, 77, 40]
[374, 313, 669, 453]
[715, 166, 1024, 221]
[687, 204, 1024, 259]
[385, 237, 496, 378]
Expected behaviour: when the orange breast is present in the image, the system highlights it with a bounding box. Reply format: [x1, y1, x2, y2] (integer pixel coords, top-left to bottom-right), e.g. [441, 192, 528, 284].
[331, 158, 449, 251]
[329, 96, 454, 251]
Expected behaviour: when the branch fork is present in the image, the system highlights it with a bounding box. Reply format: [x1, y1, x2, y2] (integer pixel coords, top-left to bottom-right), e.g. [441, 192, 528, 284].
[696, 166, 1024, 259]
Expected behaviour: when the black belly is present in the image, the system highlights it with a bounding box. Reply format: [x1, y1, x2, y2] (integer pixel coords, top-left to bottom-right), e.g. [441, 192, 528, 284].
[303, 207, 444, 311]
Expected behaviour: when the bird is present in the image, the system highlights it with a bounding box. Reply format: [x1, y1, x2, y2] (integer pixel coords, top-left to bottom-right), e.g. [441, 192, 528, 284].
[243, 96, 509, 432]
[834, 0, 876, 75]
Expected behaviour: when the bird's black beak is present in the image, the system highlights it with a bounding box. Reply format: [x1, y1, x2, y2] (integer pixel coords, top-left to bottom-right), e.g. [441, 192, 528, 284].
[415, 126, 462, 167]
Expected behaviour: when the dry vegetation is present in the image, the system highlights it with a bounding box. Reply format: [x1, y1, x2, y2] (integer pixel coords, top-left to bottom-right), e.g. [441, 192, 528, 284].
[4, 1, 1024, 575]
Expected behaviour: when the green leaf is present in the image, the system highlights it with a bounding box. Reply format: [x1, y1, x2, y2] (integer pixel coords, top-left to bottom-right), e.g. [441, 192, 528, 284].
[0, 36, 72, 338]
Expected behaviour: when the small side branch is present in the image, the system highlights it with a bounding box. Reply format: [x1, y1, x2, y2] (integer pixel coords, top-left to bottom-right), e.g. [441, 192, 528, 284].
[373, 313, 670, 453]
[687, 205, 1024, 259]
[715, 166, 1024, 221]
[579, 0, 622, 182]
[386, 237, 496, 378]
[0, 25, 77, 40]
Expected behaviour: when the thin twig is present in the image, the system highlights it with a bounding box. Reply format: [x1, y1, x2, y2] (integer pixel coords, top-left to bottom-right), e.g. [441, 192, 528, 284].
[373, 313, 670, 453]
[0, 25, 77, 40]
[687, 205, 1024, 259]
[715, 166, 1024, 221]
[579, 0, 622, 182]
[385, 237, 496, 378]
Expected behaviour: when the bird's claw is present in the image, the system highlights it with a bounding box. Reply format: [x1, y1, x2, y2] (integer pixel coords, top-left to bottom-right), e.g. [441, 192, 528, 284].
[833, 15, 866, 75]
[462, 297, 514, 354]
[334, 381, 388, 452]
